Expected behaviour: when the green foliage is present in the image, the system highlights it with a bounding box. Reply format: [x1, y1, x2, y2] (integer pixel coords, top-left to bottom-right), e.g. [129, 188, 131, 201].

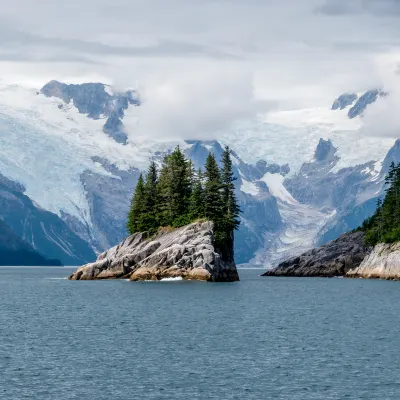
[221, 146, 241, 261]
[157, 146, 192, 227]
[127, 174, 145, 235]
[361, 162, 400, 246]
[188, 169, 205, 220]
[126, 145, 241, 261]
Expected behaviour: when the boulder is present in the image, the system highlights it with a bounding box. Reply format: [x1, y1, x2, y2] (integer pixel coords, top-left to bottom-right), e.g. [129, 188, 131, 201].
[69, 221, 239, 282]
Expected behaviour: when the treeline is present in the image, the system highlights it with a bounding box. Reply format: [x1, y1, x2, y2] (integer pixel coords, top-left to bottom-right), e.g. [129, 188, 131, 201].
[360, 162, 400, 245]
[127, 146, 240, 261]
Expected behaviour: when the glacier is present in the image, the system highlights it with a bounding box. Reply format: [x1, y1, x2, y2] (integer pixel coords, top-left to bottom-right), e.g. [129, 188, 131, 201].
[0, 81, 397, 268]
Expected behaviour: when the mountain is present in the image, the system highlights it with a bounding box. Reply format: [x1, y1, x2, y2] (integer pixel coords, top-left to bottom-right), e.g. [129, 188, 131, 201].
[0, 218, 62, 266]
[0, 81, 395, 267]
[0, 173, 96, 265]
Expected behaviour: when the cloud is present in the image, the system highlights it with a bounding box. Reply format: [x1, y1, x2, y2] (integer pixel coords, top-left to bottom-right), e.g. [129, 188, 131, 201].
[360, 54, 400, 137]
[1, 0, 400, 140]
[316, 0, 400, 16]
[130, 63, 266, 141]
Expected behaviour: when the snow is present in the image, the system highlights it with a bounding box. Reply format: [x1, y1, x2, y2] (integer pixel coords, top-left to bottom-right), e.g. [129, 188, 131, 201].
[240, 178, 259, 195]
[217, 105, 396, 174]
[104, 85, 114, 96]
[0, 84, 183, 224]
[260, 173, 297, 205]
[0, 82, 396, 267]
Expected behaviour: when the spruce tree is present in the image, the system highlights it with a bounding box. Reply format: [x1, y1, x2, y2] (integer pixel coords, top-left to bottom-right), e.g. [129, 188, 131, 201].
[142, 161, 159, 233]
[127, 174, 145, 235]
[157, 146, 192, 227]
[221, 146, 241, 260]
[363, 162, 400, 245]
[189, 168, 205, 220]
[204, 153, 225, 250]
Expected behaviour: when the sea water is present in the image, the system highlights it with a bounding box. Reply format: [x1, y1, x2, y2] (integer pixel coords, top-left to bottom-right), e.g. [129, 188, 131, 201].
[1, 267, 400, 399]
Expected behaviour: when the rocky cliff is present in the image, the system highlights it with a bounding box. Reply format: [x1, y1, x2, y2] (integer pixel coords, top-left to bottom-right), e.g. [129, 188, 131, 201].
[69, 221, 239, 282]
[347, 243, 400, 280]
[262, 231, 370, 277]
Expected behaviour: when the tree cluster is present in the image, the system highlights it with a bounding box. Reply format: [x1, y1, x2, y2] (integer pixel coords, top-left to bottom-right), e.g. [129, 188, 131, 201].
[360, 162, 400, 245]
[127, 146, 240, 261]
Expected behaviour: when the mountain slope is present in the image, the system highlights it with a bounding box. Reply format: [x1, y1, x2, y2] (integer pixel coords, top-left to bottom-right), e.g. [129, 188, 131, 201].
[0, 81, 395, 268]
[0, 173, 96, 265]
[0, 219, 62, 266]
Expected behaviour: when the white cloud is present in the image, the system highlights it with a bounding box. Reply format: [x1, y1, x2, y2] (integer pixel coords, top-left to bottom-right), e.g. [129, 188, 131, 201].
[130, 61, 266, 140]
[1, 0, 400, 139]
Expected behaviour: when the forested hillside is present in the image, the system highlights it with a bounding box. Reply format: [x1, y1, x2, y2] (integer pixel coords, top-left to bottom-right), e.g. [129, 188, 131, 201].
[360, 162, 400, 245]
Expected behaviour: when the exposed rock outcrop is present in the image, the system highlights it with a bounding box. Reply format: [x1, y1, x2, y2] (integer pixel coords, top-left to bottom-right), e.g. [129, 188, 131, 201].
[69, 221, 239, 282]
[347, 243, 400, 280]
[262, 231, 371, 277]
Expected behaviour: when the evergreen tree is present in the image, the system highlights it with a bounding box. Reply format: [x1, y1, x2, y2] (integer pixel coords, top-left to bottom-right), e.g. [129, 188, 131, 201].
[221, 146, 241, 260]
[142, 161, 159, 233]
[203, 153, 225, 249]
[189, 168, 205, 220]
[157, 146, 192, 227]
[204, 153, 223, 222]
[362, 162, 400, 245]
[127, 174, 145, 235]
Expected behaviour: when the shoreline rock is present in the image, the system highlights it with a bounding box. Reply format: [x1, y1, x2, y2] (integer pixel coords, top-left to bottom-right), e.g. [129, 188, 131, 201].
[69, 221, 239, 282]
[346, 242, 400, 280]
[262, 231, 371, 278]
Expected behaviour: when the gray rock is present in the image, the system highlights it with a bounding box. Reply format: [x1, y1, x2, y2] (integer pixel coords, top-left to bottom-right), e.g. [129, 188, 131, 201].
[348, 89, 387, 119]
[331, 93, 358, 110]
[69, 221, 240, 282]
[41, 80, 140, 144]
[347, 242, 400, 280]
[262, 231, 371, 277]
[79, 157, 141, 252]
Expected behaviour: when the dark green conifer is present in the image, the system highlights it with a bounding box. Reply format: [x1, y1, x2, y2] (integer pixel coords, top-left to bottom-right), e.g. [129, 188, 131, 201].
[189, 168, 205, 220]
[142, 161, 159, 233]
[363, 162, 400, 245]
[127, 174, 145, 235]
[157, 146, 192, 227]
[221, 146, 241, 260]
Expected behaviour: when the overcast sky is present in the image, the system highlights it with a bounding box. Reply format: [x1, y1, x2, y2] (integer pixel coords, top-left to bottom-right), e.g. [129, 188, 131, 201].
[1, 0, 400, 138]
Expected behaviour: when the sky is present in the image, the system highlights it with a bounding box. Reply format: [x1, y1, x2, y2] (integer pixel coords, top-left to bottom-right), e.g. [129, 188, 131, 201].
[1, 0, 400, 138]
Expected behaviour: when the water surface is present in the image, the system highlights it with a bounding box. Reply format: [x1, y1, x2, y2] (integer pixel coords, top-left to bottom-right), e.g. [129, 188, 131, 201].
[1, 267, 400, 399]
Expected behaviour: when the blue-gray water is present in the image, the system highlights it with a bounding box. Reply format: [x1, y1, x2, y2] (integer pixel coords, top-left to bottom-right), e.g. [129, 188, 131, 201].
[1, 267, 400, 399]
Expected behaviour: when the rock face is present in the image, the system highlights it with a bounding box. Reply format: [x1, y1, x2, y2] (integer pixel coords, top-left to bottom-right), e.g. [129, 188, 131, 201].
[0, 219, 62, 266]
[69, 221, 240, 282]
[347, 243, 400, 280]
[41, 80, 140, 144]
[262, 231, 371, 277]
[0, 174, 96, 265]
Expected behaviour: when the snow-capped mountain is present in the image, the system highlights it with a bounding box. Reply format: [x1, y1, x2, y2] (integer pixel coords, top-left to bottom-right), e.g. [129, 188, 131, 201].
[0, 80, 397, 267]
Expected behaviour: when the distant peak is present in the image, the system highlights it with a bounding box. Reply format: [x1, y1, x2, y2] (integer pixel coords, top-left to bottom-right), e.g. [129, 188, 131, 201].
[40, 80, 140, 145]
[331, 93, 358, 110]
[347, 89, 388, 119]
[315, 138, 337, 161]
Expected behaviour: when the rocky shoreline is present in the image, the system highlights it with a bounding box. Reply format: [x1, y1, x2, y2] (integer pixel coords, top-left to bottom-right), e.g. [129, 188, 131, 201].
[69, 221, 239, 282]
[262, 231, 372, 278]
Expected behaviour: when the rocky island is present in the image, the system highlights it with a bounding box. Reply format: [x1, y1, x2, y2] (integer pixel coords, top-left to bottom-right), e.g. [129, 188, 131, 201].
[70, 145, 241, 282]
[69, 221, 239, 282]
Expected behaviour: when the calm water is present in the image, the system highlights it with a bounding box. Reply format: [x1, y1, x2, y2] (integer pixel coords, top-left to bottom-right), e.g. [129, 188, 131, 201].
[1, 268, 400, 399]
